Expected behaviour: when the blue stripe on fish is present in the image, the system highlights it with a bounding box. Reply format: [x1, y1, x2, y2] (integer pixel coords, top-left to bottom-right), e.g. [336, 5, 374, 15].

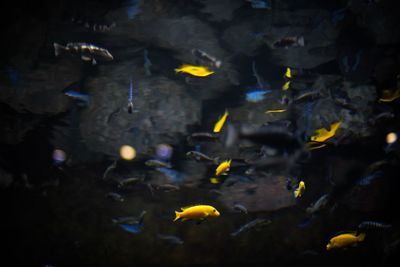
[118, 223, 142, 234]
[63, 90, 90, 104]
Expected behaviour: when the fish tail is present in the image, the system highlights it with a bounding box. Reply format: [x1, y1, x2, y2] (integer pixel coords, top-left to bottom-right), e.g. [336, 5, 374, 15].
[294, 188, 299, 198]
[173, 211, 181, 222]
[174, 68, 182, 73]
[213, 157, 220, 165]
[357, 232, 366, 242]
[297, 36, 305, 46]
[53, 42, 65, 57]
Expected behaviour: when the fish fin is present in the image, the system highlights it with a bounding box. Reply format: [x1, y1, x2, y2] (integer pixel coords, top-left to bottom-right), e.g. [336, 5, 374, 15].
[173, 211, 180, 222]
[181, 206, 192, 211]
[53, 43, 65, 57]
[357, 232, 366, 242]
[182, 218, 189, 221]
[297, 36, 305, 46]
[92, 58, 97, 65]
[81, 55, 91, 61]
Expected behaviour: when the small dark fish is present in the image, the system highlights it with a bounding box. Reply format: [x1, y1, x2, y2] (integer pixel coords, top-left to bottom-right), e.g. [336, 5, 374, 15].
[143, 49, 152, 76]
[228, 125, 304, 153]
[231, 218, 271, 236]
[192, 48, 221, 68]
[117, 177, 142, 188]
[157, 234, 184, 245]
[106, 192, 124, 202]
[357, 171, 384, 186]
[306, 194, 329, 214]
[273, 36, 304, 48]
[368, 112, 395, 125]
[358, 221, 392, 230]
[155, 184, 180, 192]
[103, 160, 117, 180]
[112, 210, 146, 225]
[209, 189, 223, 195]
[233, 204, 248, 214]
[186, 151, 219, 164]
[53, 42, 113, 65]
[155, 167, 184, 183]
[189, 132, 220, 143]
[145, 159, 172, 169]
[293, 90, 322, 103]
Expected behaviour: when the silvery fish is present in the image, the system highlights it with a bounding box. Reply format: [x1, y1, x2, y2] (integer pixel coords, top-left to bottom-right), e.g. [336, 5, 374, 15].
[306, 194, 330, 214]
[53, 42, 113, 65]
[157, 234, 184, 245]
[106, 192, 124, 202]
[145, 159, 172, 169]
[231, 218, 271, 236]
[186, 151, 219, 164]
[358, 221, 392, 231]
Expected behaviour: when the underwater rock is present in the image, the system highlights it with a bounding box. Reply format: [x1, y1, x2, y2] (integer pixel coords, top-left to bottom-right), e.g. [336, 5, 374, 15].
[295, 75, 376, 142]
[219, 175, 295, 212]
[1, 58, 84, 114]
[222, 8, 339, 68]
[196, 0, 244, 22]
[79, 64, 201, 157]
[106, 4, 240, 95]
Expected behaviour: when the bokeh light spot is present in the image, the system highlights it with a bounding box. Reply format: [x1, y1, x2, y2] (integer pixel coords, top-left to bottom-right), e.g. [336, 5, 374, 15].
[386, 132, 397, 144]
[120, 145, 136, 160]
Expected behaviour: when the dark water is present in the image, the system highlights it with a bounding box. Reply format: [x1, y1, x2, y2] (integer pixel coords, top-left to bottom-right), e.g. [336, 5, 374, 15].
[1, 0, 400, 266]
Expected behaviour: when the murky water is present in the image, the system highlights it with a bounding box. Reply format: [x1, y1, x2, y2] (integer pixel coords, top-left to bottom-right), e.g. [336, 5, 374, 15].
[1, 0, 400, 266]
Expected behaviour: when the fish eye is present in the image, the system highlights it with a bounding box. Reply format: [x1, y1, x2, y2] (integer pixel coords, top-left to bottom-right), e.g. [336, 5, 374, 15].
[213, 209, 216, 212]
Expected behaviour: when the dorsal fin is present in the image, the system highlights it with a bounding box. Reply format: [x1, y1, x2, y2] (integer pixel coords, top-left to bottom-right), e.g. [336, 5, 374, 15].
[334, 230, 357, 236]
[181, 205, 202, 211]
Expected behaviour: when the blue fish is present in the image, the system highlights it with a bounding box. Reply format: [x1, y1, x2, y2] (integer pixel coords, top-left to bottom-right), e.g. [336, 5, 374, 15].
[249, 0, 272, 9]
[64, 90, 90, 104]
[143, 49, 152, 76]
[118, 223, 142, 234]
[358, 171, 384, 186]
[155, 167, 184, 183]
[127, 0, 142, 20]
[127, 79, 138, 113]
[246, 89, 272, 102]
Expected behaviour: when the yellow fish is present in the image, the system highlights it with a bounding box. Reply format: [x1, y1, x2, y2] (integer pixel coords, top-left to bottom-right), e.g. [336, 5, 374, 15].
[326, 232, 366, 250]
[265, 109, 287, 113]
[379, 88, 400, 102]
[310, 121, 341, 143]
[213, 110, 229, 133]
[284, 67, 292, 79]
[215, 159, 231, 176]
[173, 205, 220, 222]
[210, 177, 220, 184]
[174, 64, 214, 77]
[294, 181, 305, 198]
[282, 80, 290, 91]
